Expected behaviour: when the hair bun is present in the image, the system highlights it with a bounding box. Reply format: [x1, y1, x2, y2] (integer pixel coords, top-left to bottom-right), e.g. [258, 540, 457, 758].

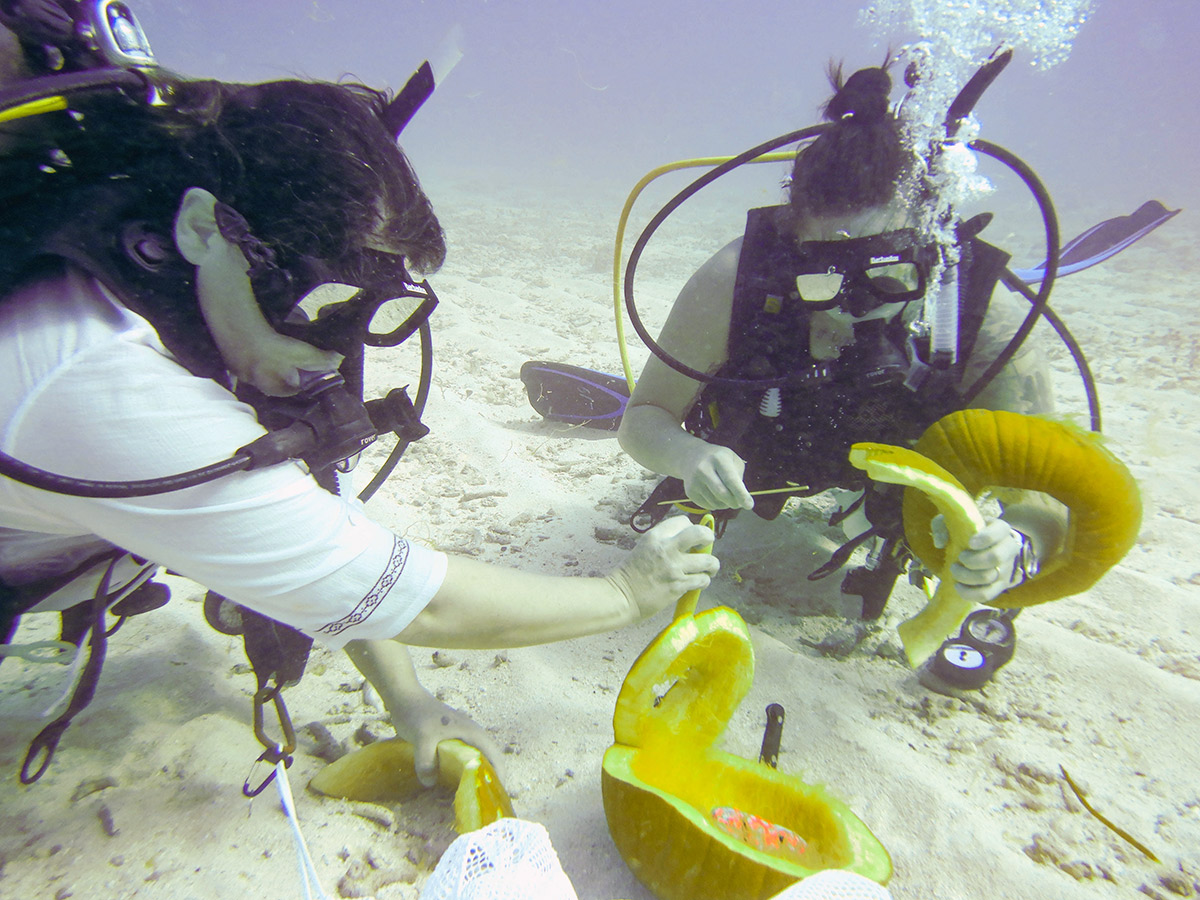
[824, 67, 892, 123]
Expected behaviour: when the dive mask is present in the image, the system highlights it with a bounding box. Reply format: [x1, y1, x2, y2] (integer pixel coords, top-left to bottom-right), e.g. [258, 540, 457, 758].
[214, 226, 436, 476]
[80, 0, 155, 69]
[212, 203, 437, 357]
[281, 249, 439, 354]
[792, 229, 933, 318]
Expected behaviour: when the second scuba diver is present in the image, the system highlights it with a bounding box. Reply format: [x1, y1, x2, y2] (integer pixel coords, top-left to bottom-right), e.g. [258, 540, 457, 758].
[618, 61, 1069, 685]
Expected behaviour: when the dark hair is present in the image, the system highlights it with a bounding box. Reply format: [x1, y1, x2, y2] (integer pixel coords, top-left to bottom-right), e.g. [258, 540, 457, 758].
[17, 74, 446, 275]
[786, 58, 913, 222]
[182, 80, 446, 274]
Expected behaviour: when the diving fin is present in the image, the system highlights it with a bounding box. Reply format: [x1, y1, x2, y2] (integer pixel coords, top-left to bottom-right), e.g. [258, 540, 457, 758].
[520, 360, 630, 431]
[1012, 200, 1181, 283]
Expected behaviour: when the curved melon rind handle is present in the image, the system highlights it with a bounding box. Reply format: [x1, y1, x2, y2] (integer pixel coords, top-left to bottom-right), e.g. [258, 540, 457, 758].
[849, 443, 986, 667]
[308, 738, 513, 833]
[674, 512, 716, 620]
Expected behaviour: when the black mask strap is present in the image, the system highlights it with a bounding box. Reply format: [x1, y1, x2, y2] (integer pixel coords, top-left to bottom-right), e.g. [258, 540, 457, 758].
[213, 201, 279, 281]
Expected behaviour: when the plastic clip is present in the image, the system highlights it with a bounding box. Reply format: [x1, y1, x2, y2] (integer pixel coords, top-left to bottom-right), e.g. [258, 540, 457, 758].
[244, 684, 296, 797]
[244, 744, 294, 797]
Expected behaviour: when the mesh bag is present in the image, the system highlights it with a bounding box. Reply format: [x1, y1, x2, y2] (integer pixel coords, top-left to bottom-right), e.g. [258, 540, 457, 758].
[418, 818, 579, 900]
[770, 870, 894, 900]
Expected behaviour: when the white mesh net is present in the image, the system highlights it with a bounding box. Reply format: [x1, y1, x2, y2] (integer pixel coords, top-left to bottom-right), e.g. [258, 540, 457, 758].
[418, 818, 579, 900]
[418, 819, 892, 900]
[770, 870, 894, 900]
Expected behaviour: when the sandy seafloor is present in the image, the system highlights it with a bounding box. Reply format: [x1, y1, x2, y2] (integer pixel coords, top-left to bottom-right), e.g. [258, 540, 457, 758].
[1, 174, 1198, 900]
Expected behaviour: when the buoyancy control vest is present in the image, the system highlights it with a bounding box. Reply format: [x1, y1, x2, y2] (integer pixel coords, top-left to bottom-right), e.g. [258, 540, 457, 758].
[686, 205, 1012, 521]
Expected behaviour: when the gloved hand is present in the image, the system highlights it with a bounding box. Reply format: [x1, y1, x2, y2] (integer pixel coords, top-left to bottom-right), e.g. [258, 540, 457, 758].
[343, 640, 503, 788]
[607, 515, 719, 620]
[932, 515, 1038, 604]
[389, 687, 504, 788]
[679, 442, 755, 512]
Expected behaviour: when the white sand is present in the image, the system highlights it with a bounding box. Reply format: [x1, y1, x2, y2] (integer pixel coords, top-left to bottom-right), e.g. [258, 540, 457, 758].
[2, 181, 1197, 900]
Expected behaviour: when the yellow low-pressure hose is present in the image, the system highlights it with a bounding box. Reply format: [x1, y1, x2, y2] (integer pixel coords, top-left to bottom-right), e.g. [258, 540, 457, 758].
[612, 151, 798, 392]
[0, 95, 68, 124]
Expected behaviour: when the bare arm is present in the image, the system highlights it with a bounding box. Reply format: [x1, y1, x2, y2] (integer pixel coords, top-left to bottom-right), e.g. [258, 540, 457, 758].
[396, 517, 718, 649]
[617, 239, 754, 511]
[341, 519, 718, 780]
[970, 290, 1066, 554]
[1000, 492, 1068, 561]
[344, 511, 718, 782]
[1, 23, 29, 83]
[961, 289, 1056, 417]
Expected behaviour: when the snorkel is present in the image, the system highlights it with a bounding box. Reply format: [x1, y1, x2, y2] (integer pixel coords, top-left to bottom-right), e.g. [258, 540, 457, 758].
[898, 44, 1016, 370]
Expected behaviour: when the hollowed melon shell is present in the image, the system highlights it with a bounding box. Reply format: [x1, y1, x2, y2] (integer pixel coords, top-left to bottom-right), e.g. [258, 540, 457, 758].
[604, 607, 891, 899]
[602, 743, 892, 900]
[612, 606, 754, 749]
[308, 738, 513, 834]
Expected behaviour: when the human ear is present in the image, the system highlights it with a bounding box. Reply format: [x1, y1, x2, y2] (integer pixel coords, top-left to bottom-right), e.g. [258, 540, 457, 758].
[173, 187, 344, 395]
[173, 187, 223, 265]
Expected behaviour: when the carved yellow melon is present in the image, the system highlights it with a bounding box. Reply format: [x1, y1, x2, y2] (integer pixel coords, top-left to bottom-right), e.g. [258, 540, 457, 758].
[902, 409, 1141, 608]
[850, 409, 1141, 666]
[309, 738, 513, 834]
[602, 607, 892, 900]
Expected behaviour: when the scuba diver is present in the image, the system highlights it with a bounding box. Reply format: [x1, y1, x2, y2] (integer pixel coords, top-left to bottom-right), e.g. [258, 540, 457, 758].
[0, 0, 716, 786]
[617, 59, 1070, 687]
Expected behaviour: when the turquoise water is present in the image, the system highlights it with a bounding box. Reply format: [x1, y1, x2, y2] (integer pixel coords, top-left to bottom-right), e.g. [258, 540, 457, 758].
[137, 0, 1198, 215]
[2, 2, 1197, 900]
